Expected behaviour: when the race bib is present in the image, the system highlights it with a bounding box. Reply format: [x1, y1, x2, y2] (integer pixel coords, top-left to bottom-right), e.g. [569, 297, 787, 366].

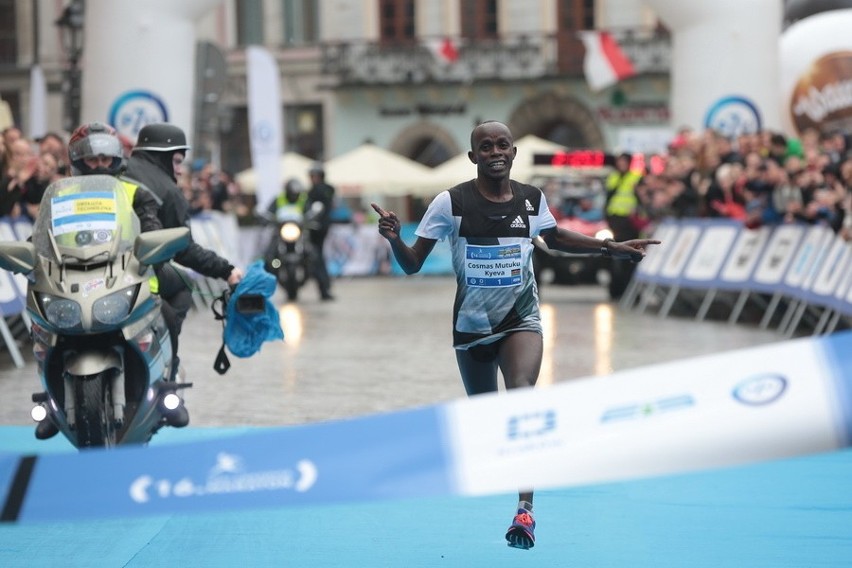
[465, 244, 523, 288]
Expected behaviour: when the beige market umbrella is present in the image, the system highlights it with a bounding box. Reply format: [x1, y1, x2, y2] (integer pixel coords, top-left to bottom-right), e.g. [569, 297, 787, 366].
[324, 143, 435, 197]
[234, 151, 315, 194]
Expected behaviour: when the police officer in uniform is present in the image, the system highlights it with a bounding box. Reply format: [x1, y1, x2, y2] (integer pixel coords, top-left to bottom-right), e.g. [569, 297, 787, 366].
[305, 162, 335, 300]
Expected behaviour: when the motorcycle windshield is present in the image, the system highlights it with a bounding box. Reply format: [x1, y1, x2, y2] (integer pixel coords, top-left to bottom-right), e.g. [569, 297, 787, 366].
[33, 175, 141, 264]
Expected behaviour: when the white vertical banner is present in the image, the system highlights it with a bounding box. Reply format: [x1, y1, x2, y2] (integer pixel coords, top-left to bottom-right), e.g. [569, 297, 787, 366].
[246, 46, 283, 213]
[28, 65, 47, 139]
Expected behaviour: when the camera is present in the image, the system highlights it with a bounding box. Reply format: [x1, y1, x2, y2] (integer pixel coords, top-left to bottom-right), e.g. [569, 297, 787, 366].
[235, 294, 265, 314]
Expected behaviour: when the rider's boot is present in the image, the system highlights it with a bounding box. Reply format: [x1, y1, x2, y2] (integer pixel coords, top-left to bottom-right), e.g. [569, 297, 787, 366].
[167, 404, 190, 428]
[35, 419, 59, 440]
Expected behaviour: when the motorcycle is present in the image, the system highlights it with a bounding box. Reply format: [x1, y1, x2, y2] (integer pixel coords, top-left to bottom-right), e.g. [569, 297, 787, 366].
[0, 175, 191, 449]
[262, 201, 323, 301]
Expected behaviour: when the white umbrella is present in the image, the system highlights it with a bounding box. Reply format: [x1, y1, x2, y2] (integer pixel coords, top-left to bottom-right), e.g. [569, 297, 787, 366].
[324, 143, 435, 197]
[234, 151, 315, 194]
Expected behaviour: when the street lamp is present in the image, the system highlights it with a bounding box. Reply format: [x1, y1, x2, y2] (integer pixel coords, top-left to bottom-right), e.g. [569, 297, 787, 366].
[56, 0, 85, 132]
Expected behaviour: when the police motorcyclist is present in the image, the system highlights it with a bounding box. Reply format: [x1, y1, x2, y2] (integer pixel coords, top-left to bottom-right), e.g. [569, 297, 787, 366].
[67, 122, 162, 231]
[35, 122, 179, 439]
[122, 123, 243, 420]
[263, 177, 307, 269]
[267, 177, 307, 221]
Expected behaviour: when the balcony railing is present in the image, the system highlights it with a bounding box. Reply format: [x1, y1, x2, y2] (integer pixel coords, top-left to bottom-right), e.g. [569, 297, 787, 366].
[320, 28, 671, 87]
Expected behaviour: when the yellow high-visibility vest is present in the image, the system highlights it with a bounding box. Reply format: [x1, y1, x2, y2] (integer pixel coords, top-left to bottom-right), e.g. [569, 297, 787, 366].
[605, 171, 641, 217]
[120, 180, 159, 295]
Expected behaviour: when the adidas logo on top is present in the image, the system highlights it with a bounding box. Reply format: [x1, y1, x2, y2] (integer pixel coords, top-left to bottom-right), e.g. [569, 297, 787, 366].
[510, 216, 526, 229]
[525, 199, 534, 211]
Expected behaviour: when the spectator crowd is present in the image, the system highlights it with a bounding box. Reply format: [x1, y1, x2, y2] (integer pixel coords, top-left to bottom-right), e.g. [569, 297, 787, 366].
[0, 125, 249, 223]
[3, 123, 852, 245]
[616, 126, 852, 242]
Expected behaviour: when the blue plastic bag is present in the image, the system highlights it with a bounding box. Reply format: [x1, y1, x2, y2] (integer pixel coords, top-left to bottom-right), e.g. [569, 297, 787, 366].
[223, 260, 284, 358]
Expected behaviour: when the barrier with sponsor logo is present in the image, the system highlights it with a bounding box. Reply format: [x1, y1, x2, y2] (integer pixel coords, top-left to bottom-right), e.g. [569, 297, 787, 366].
[0, 217, 32, 368]
[624, 219, 852, 336]
[183, 212, 233, 307]
[1, 331, 851, 524]
[324, 222, 454, 277]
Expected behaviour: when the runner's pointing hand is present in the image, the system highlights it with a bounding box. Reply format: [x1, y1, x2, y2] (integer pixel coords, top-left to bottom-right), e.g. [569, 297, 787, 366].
[371, 202, 402, 240]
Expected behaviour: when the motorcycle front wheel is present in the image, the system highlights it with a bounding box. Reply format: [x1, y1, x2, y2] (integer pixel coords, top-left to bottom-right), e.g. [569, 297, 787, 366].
[283, 272, 300, 301]
[73, 371, 117, 448]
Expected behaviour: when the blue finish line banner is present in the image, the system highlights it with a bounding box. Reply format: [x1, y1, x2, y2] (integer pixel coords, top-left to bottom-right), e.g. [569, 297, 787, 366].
[3, 332, 852, 524]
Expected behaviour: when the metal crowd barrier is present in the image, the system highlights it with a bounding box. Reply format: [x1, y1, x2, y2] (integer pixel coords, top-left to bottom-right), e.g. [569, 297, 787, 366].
[0, 218, 33, 368]
[621, 219, 852, 337]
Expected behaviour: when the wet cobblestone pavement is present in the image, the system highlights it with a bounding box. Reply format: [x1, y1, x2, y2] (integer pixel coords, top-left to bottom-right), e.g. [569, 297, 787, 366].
[0, 276, 783, 428]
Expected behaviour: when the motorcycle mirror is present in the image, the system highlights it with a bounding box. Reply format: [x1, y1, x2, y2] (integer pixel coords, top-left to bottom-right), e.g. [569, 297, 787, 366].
[134, 227, 191, 271]
[0, 240, 37, 274]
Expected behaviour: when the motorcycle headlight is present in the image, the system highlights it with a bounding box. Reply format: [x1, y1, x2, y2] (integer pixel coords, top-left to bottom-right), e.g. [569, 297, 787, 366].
[40, 295, 82, 329]
[280, 222, 301, 242]
[93, 285, 139, 325]
[595, 228, 614, 241]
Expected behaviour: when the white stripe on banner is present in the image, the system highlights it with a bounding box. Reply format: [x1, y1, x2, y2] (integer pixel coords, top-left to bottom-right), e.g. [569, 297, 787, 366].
[2, 332, 852, 523]
[718, 225, 771, 287]
[751, 224, 806, 292]
[679, 220, 739, 287]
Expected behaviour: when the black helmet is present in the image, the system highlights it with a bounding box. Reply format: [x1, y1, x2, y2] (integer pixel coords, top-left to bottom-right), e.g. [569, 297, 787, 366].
[134, 123, 191, 153]
[68, 121, 124, 175]
[308, 161, 325, 176]
[285, 178, 304, 193]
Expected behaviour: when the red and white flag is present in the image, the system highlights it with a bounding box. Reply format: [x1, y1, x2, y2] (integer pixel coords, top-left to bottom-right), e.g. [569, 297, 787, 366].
[424, 37, 460, 64]
[578, 31, 636, 92]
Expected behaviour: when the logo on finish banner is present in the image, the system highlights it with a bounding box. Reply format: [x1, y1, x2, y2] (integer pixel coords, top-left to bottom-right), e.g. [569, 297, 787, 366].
[128, 452, 317, 504]
[732, 374, 788, 406]
[704, 95, 762, 139]
[108, 90, 169, 141]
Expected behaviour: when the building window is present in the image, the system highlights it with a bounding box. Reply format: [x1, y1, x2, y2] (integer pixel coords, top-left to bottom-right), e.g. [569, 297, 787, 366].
[379, 0, 416, 43]
[558, 0, 595, 31]
[283, 0, 318, 46]
[237, 0, 264, 46]
[555, 0, 594, 74]
[460, 0, 498, 40]
[285, 104, 324, 160]
[0, 0, 17, 66]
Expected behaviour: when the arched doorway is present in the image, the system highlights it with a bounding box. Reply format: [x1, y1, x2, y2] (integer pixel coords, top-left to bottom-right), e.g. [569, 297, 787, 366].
[507, 92, 604, 149]
[390, 121, 460, 167]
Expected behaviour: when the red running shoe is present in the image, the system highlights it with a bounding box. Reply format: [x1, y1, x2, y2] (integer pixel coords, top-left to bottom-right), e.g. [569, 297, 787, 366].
[505, 508, 536, 549]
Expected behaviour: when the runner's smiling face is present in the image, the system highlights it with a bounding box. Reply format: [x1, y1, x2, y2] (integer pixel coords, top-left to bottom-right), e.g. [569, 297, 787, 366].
[469, 122, 516, 180]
